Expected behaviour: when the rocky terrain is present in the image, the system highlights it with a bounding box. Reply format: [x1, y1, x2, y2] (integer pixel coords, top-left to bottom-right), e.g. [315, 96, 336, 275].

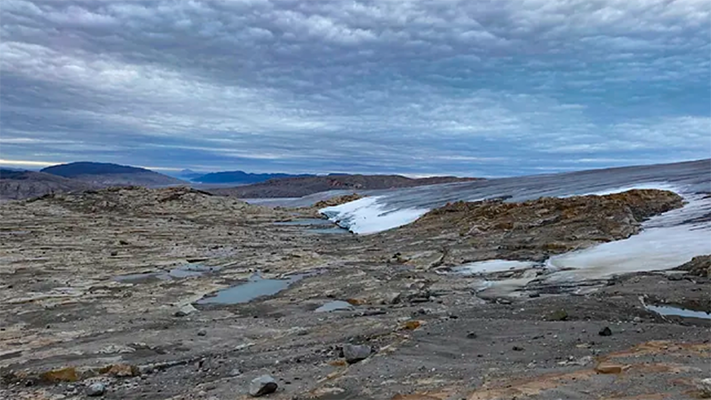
[676, 255, 711, 278]
[383, 189, 684, 264]
[0, 170, 100, 201]
[210, 175, 479, 198]
[41, 162, 186, 188]
[0, 186, 709, 400]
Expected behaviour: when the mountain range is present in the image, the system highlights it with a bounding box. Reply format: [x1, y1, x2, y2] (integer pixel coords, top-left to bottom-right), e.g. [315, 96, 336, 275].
[191, 170, 313, 184]
[209, 174, 480, 198]
[1, 161, 479, 201]
[40, 162, 185, 187]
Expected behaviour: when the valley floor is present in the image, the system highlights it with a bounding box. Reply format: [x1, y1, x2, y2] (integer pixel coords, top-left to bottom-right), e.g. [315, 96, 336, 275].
[0, 187, 709, 400]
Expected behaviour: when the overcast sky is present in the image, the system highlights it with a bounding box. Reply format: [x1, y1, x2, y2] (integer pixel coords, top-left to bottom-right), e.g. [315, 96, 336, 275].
[1, 0, 709, 176]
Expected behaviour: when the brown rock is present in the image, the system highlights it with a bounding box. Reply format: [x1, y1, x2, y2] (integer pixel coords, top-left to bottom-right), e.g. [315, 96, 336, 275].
[675, 255, 711, 277]
[39, 367, 79, 383]
[595, 363, 626, 374]
[400, 320, 423, 330]
[396, 189, 683, 260]
[313, 193, 364, 209]
[99, 363, 139, 377]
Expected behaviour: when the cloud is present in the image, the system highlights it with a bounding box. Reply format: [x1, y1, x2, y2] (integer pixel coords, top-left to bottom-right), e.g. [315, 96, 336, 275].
[0, 0, 709, 176]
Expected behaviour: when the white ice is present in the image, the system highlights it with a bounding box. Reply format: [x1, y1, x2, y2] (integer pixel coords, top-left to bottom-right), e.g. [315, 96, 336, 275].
[320, 196, 429, 235]
[543, 183, 711, 281]
[321, 179, 711, 284]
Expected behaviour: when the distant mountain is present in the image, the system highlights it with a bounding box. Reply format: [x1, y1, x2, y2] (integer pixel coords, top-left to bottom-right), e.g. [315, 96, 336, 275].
[176, 169, 205, 181]
[41, 162, 186, 187]
[193, 170, 315, 184]
[210, 174, 481, 198]
[0, 169, 100, 200]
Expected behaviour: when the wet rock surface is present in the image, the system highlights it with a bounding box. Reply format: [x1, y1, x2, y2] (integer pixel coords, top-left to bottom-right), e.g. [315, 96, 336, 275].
[0, 187, 709, 400]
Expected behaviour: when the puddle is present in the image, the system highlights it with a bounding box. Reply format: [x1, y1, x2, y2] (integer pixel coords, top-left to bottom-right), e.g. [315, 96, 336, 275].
[167, 264, 217, 278]
[307, 227, 350, 234]
[274, 218, 334, 226]
[114, 263, 219, 283]
[196, 272, 307, 305]
[646, 304, 711, 320]
[452, 260, 539, 275]
[314, 300, 354, 313]
[114, 272, 165, 283]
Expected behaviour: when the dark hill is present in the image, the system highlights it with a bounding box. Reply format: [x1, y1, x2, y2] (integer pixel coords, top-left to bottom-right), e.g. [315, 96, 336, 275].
[41, 162, 185, 187]
[0, 169, 100, 200]
[210, 174, 481, 198]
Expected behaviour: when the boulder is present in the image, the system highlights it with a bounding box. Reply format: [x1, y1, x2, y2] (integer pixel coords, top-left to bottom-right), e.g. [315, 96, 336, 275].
[694, 377, 711, 398]
[595, 363, 625, 374]
[547, 309, 568, 321]
[175, 304, 198, 317]
[86, 382, 106, 397]
[343, 344, 372, 364]
[249, 375, 278, 397]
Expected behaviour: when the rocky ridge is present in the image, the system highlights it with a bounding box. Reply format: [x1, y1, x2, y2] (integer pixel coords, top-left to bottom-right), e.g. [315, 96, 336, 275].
[0, 169, 100, 201]
[383, 189, 684, 264]
[210, 175, 479, 198]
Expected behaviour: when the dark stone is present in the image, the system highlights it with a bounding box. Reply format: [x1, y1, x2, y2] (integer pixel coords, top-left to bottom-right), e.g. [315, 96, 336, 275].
[249, 375, 277, 397]
[342, 344, 372, 364]
[599, 327, 612, 336]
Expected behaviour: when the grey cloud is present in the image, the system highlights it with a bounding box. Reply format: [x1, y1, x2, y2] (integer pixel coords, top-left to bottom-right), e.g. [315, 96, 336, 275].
[0, 0, 709, 175]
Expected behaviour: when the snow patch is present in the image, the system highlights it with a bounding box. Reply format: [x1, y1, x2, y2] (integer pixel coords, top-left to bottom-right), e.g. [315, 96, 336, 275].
[543, 186, 710, 282]
[320, 196, 428, 235]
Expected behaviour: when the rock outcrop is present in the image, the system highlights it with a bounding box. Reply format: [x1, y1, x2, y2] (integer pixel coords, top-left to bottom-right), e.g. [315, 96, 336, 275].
[0, 169, 99, 201]
[675, 255, 711, 277]
[30, 186, 251, 217]
[390, 189, 684, 262]
[313, 193, 364, 209]
[210, 175, 480, 198]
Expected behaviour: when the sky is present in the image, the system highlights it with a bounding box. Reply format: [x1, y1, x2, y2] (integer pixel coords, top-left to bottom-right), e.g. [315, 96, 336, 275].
[0, 0, 709, 177]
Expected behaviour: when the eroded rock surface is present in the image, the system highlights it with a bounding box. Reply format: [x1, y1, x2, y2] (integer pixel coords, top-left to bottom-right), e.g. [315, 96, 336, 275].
[0, 187, 707, 400]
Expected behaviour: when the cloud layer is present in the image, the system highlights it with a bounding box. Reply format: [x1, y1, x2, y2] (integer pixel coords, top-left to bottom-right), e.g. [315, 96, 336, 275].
[1, 0, 709, 176]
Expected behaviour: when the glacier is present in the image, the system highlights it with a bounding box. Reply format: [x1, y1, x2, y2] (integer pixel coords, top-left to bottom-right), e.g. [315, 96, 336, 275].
[320, 159, 711, 279]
